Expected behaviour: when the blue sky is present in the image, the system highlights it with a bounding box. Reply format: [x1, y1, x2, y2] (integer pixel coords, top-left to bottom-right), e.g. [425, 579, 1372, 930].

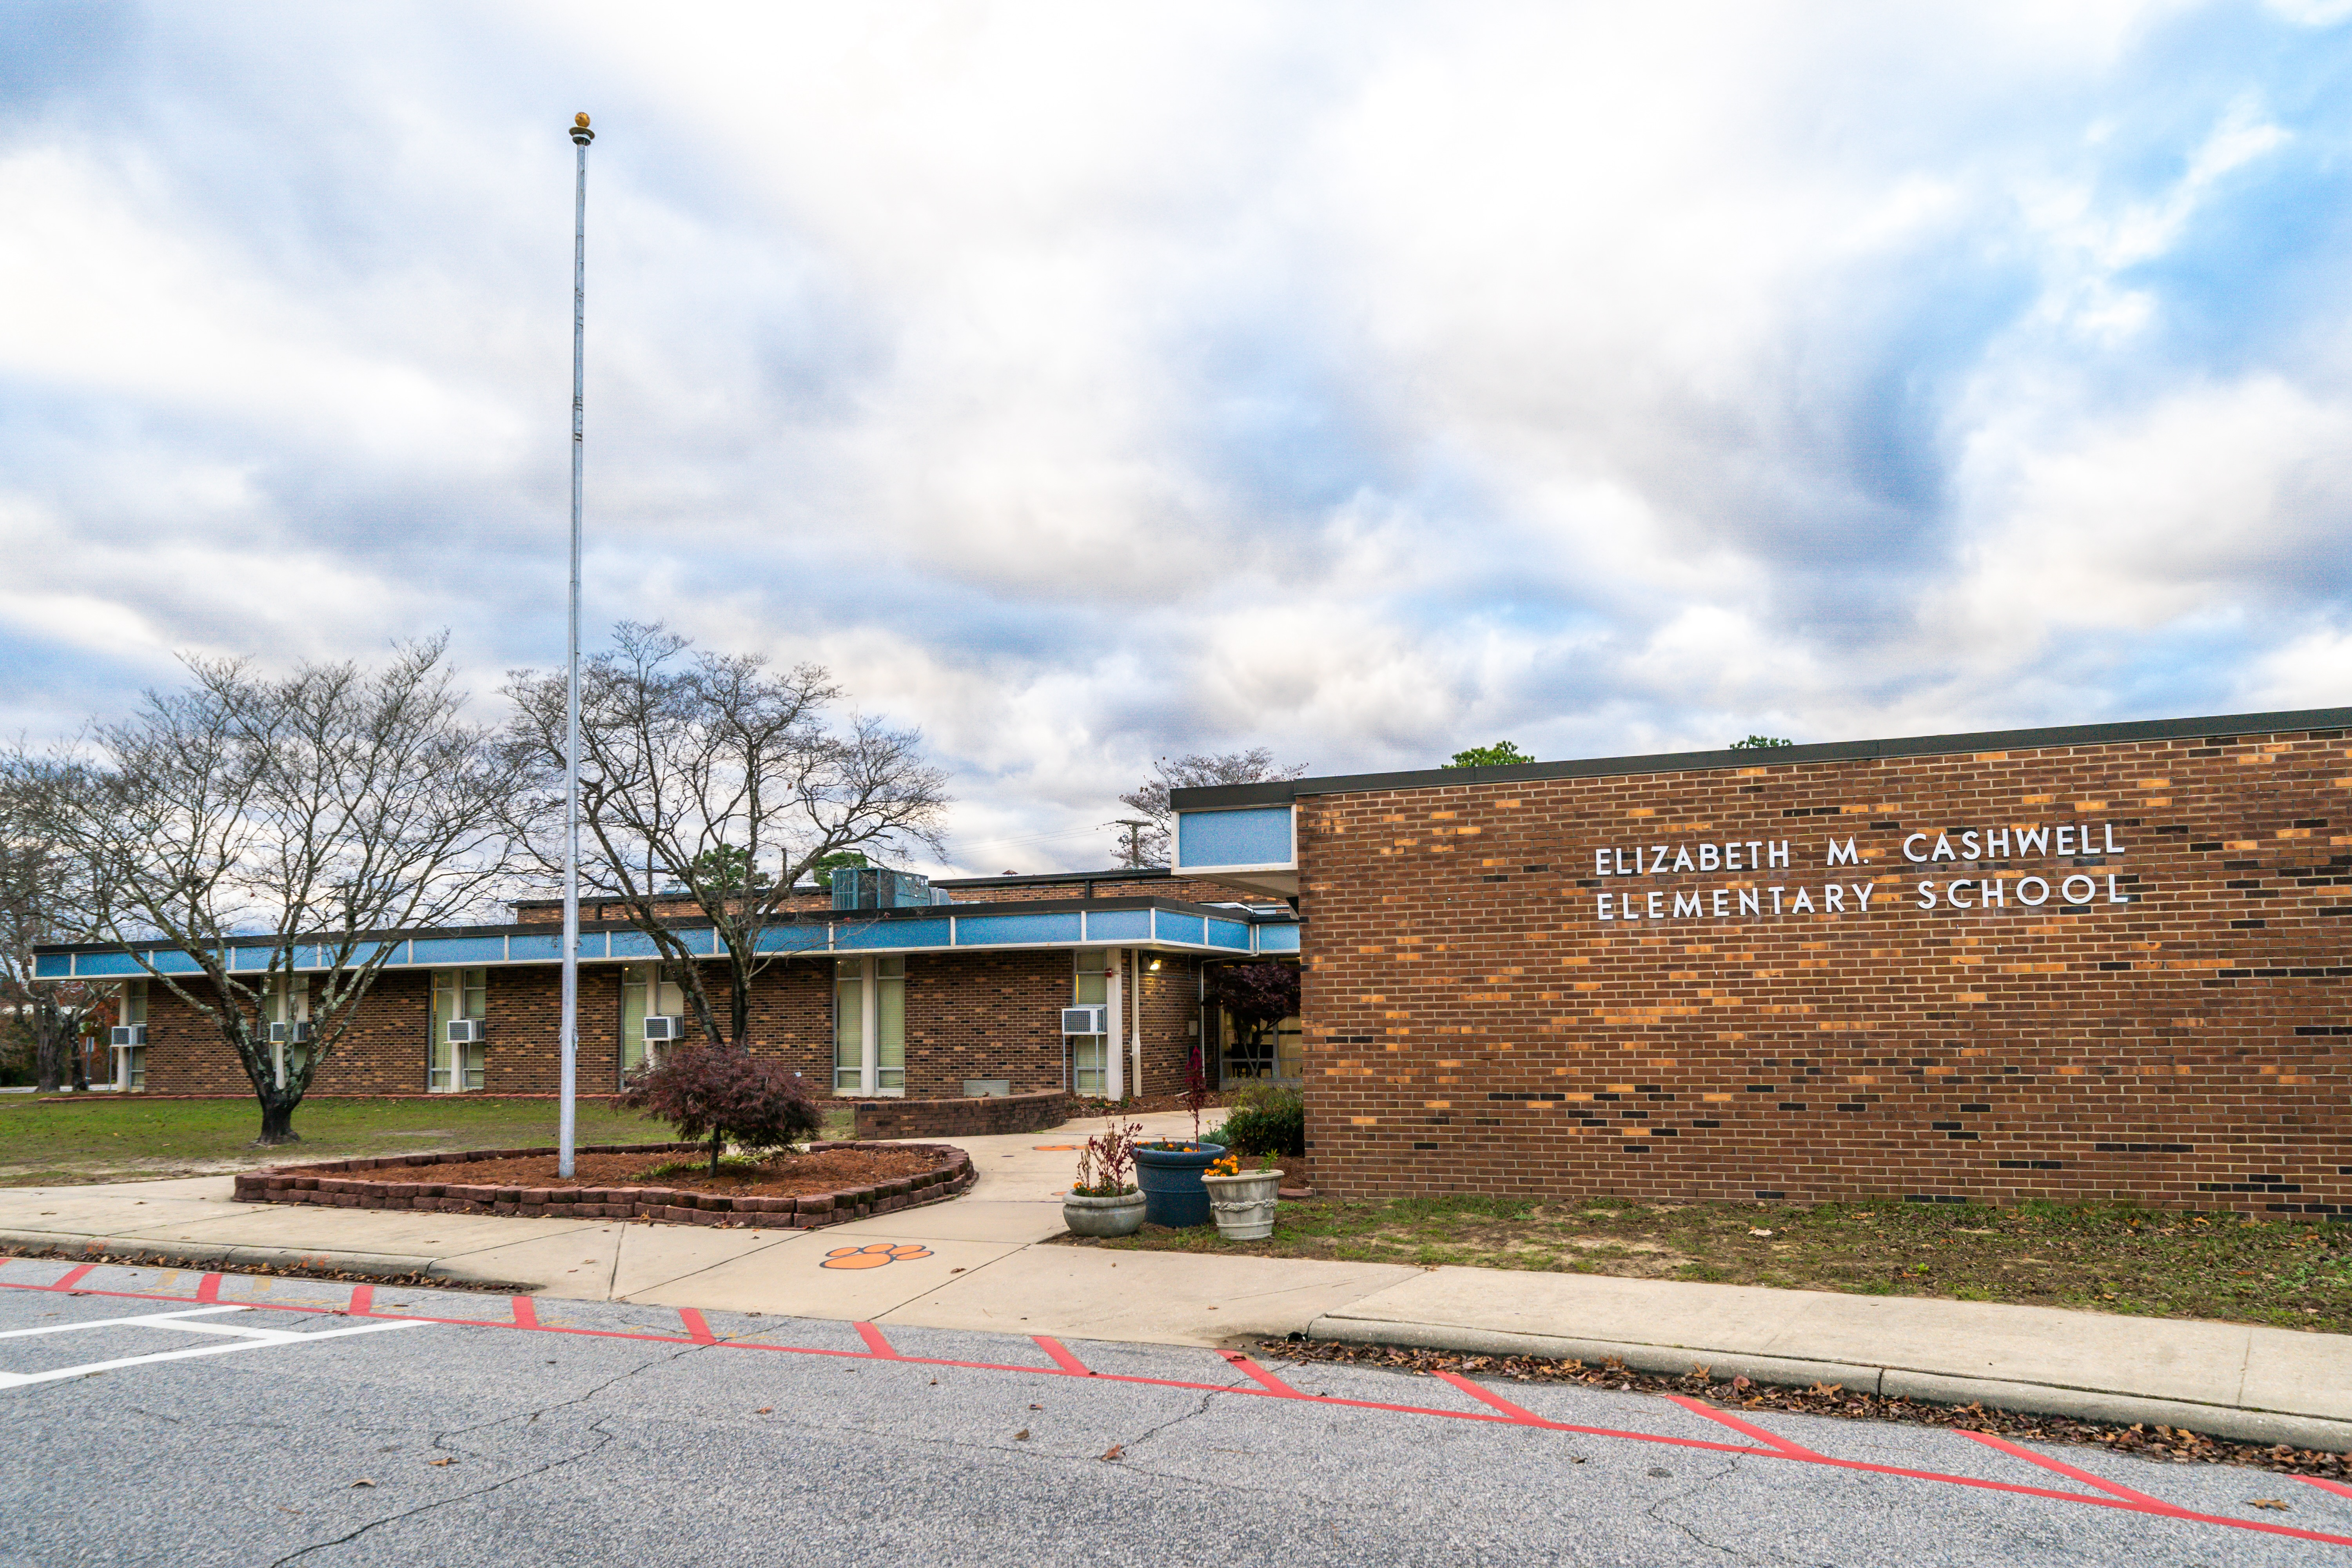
[4, 1, 2350, 871]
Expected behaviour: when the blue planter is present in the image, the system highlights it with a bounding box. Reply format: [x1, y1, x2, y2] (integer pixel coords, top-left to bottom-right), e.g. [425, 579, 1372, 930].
[1132, 1139, 1227, 1228]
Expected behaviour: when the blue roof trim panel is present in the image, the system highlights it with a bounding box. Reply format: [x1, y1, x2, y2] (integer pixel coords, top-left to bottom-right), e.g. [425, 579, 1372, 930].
[955, 911, 1085, 947]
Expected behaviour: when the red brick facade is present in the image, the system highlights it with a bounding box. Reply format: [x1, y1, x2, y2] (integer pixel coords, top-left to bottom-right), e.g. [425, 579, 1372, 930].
[1297, 723, 2352, 1216]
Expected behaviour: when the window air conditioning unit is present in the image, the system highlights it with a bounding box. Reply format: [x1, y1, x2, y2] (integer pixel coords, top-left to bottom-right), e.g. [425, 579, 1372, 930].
[269, 1021, 314, 1044]
[1061, 1005, 1107, 1036]
[445, 1018, 486, 1045]
[642, 1015, 684, 1042]
[111, 1025, 147, 1049]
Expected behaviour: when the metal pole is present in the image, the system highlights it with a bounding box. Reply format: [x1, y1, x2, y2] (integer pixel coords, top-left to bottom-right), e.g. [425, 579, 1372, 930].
[560, 112, 593, 1179]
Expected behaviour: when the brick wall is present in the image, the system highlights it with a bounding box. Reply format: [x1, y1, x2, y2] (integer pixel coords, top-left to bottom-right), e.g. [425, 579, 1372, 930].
[849, 1089, 1070, 1140]
[1298, 725, 2352, 1217]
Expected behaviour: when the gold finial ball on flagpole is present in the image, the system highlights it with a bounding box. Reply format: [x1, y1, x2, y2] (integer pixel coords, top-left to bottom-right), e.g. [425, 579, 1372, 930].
[571, 112, 594, 145]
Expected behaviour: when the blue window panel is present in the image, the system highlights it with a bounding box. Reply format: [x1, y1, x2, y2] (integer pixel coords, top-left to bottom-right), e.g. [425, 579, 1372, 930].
[73, 950, 149, 977]
[1176, 806, 1292, 869]
[1083, 908, 1150, 943]
[608, 929, 665, 959]
[34, 953, 73, 979]
[409, 936, 508, 967]
[840, 917, 950, 951]
[576, 933, 606, 961]
[231, 944, 289, 972]
[1207, 918, 1250, 951]
[150, 949, 206, 975]
[506, 932, 561, 963]
[754, 925, 828, 954]
[1254, 923, 1300, 954]
[955, 911, 1083, 947]
[1152, 911, 1205, 947]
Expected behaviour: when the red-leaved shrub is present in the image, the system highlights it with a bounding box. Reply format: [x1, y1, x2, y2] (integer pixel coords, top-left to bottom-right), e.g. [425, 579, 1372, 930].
[613, 1044, 822, 1174]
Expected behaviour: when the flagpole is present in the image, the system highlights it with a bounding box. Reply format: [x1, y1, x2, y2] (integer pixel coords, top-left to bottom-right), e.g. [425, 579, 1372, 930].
[560, 111, 593, 1180]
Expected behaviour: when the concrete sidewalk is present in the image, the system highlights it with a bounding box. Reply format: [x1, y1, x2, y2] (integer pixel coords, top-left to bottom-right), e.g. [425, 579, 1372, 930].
[4, 1112, 2349, 1452]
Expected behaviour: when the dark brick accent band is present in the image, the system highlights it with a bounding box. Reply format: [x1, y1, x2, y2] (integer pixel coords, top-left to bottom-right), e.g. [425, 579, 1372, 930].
[229, 1141, 975, 1229]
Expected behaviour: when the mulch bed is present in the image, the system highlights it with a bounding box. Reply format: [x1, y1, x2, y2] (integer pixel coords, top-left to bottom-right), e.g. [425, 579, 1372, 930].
[1262, 1338, 2352, 1480]
[438, 1147, 942, 1197]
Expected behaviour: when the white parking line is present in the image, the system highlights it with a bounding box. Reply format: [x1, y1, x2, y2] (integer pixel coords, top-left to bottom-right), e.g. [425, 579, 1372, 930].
[0, 1305, 434, 1388]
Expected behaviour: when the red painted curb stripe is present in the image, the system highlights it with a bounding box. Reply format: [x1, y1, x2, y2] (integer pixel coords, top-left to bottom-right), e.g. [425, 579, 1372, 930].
[1432, 1370, 1550, 1425]
[856, 1321, 899, 1359]
[347, 1285, 374, 1316]
[1034, 1336, 1093, 1375]
[1664, 1394, 1828, 1459]
[2, 1276, 2347, 1552]
[1220, 1350, 1308, 1397]
[1956, 1428, 2182, 1510]
[679, 1309, 717, 1344]
[511, 1296, 539, 1330]
[2306, 1477, 2352, 1500]
[194, 1273, 222, 1304]
[54, 1265, 94, 1289]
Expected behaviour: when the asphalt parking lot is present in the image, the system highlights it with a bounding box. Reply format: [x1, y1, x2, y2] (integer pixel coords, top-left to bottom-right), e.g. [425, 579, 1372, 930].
[3, 1258, 2348, 1567]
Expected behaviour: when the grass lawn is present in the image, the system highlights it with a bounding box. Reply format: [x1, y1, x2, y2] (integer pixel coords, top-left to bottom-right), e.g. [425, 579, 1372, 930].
[1069, 1192, 2352, 1335]
[0, 1094, 855, 1186]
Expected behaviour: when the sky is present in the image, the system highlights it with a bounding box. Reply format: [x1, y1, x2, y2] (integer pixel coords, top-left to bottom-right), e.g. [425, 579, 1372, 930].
[4, 1, 2352, 875]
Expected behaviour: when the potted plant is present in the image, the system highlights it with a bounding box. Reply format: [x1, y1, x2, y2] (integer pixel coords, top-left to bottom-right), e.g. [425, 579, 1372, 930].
[1201, 1151, 1282, 1241]
[1063, 1117, 1146, 1237]
[1132, 1046, 1225, 1227]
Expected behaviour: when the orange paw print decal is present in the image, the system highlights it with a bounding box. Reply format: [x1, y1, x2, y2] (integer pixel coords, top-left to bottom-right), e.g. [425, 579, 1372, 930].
[820, 1243, 934, 1270]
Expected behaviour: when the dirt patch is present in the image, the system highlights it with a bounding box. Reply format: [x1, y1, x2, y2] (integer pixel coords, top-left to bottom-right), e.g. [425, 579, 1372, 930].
[1262, 1338, 2352, 1480]
[307, 1145, 945, 1199]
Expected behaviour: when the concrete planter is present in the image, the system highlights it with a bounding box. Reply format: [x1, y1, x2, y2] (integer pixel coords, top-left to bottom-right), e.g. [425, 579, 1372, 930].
[1202, 1169, 1283, 1241]
[1062, 1189, 1147, 1238]
[1132, 1140, 1227, 1228]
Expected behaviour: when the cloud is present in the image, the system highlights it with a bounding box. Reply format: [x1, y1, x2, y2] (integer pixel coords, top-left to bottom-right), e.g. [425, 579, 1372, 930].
[1, 1, 2348, 872]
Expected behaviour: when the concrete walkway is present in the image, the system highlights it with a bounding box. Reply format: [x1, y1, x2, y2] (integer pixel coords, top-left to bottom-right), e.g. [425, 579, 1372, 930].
[4, 1112, 2349, 1451]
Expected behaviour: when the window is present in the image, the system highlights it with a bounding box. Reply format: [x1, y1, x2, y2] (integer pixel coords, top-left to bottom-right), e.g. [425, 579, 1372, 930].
[833, 956, 906, 1096]
[620, 965, 685, 1079]
[262, 976, 312, 1089]
[429, 968, 486, 1092]
[1071, 949, 1110, 1096]
[117, 980, 147, 1091]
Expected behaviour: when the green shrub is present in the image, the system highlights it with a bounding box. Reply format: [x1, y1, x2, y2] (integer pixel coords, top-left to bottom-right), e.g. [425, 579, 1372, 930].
[1216, 1082, 1303, 1157]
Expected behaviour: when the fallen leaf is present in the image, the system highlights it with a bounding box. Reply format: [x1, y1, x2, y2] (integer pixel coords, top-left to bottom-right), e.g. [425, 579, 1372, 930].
[1100, 1444, 1124, 1462]
[755, 1407, 772, 1415]
[2249, 1499, 2290, 1511]
[426, 1457, 455, 1468]
[350, 1479, 374, 1488]
[1029, 1403, 1043, 1411]
[1748, 1228, 1773, 1237]
[1013, 1429, 1030, 1441]
[950, 1267, 965, 1273]
[929, 1378, 939, 1386]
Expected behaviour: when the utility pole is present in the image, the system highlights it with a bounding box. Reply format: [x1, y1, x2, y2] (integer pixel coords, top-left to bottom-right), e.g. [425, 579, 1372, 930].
[1111, 818, 1155, 870]
[559, 111, 593, 1180]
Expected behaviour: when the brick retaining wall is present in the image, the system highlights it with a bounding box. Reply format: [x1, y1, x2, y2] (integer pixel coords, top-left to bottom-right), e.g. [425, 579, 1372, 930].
[848, 1089, 1070, 1140]
[229, 1141, 974, 1229]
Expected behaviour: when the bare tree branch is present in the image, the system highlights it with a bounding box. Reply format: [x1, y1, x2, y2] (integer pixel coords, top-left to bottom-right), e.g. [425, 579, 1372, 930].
[1116, 749, 1308, 867]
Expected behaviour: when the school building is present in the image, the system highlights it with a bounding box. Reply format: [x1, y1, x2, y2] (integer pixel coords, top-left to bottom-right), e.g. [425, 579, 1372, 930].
[1167, 705, 2352, 1216]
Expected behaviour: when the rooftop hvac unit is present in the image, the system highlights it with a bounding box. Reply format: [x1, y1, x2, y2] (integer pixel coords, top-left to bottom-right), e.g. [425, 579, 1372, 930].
[642, 1015, 684, 1042]
[831, 866, 936, 911]
[111, 1025, 147, 1049]
[1061, 1005, 1107, 1036]
[268, 1021, 314, 1044]
[445, 1018, 486, 1045]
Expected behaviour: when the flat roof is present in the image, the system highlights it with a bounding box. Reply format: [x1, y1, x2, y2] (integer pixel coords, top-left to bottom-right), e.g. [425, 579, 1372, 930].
[1167, 703, 2352, 809]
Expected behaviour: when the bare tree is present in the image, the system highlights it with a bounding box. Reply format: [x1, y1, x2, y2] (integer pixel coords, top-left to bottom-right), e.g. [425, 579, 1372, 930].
[0, 760, 97, 1092]
[503, 623, 949, 1051]
[1117, 749, 1308, 866]
[25, 638, 523, 1143]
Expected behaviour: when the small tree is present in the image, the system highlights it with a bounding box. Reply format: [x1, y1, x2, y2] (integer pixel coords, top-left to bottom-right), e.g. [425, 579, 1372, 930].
[615, 1042, 820, 1175]
[23, 639, 521, 1144]
[0, 762, 97, 1092]
[1730, 735, 1795, 750]
[1206, 961, 1301, 1070]
[1118, 749, 1308, 867]
[504, 624, 949, 1051]
[1446, 742, 1534, 768]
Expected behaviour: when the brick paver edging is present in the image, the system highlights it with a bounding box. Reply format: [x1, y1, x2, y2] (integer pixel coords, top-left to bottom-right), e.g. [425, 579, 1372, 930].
[228, 1140, 976, 1229]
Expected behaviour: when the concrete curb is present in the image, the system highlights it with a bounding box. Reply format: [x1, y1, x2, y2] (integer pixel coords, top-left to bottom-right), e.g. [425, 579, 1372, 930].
[1304, 1314, 2352, 1454]
[0, 1229, 538, 1292]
